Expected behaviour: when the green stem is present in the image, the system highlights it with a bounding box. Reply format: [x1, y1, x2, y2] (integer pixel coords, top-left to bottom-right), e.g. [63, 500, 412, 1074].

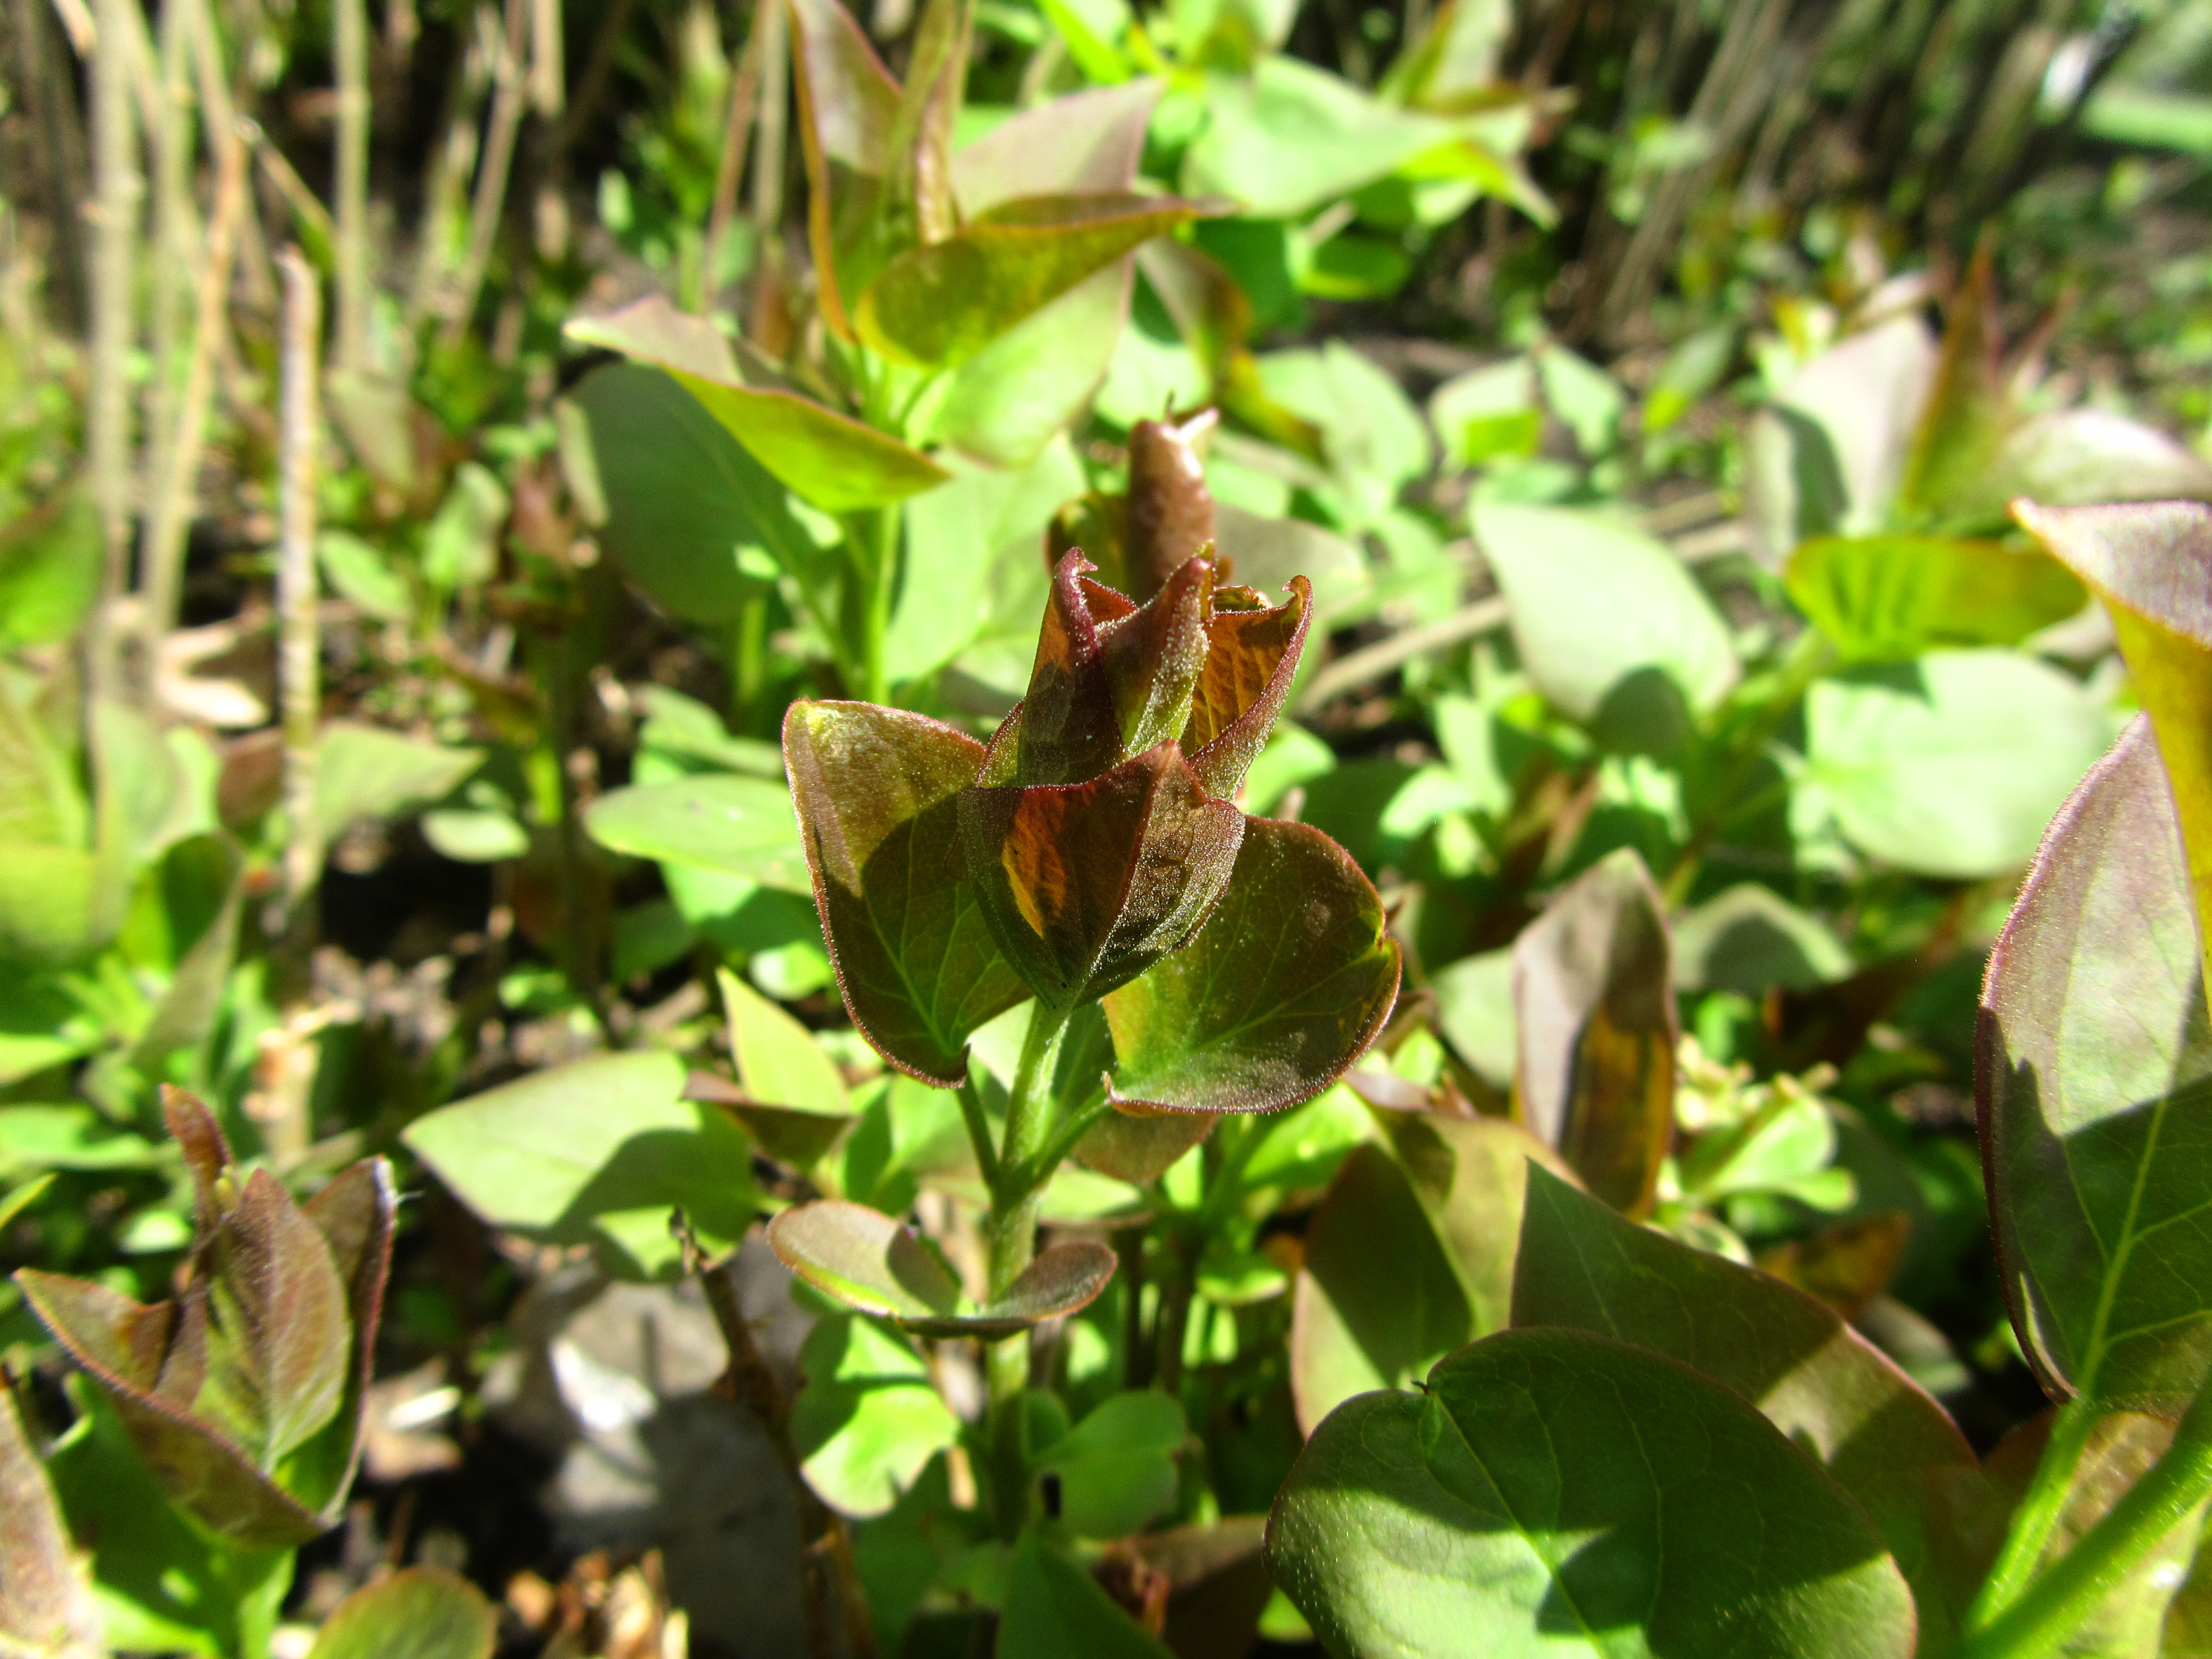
[731, 592, 769, 729]
[1970, 1399, 2098, 1631]
[1963, 1390, 2212, 1659]
[984, 1001, 1073, 1402]
[954, 1070, 1000, 1192]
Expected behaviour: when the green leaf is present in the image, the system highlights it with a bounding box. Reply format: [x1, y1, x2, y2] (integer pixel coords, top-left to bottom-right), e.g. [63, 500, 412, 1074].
[1511, 848, 1676, 1217]
[566, 298, 947, 512]
[584, 772, 811, 891]
[891, 441, 1085, 685]
[1034, 1390, 1186, 1539]
[1893, 249, 2009, 527]
[718, 967, 849, 1114]
[792, 1312, 959, 1518]
[999, 1530, 1174, 1659]
[1265, 1329, 1919, 1657]
[562, 364, 803, 625]
[2016, 500, 2212, 984]
[1997, 410, 2212, 513]
[1740, 314, 1938, 564]
[1785, 534, 2088, 661]
[1670, 883, 1852, 996]
[783, 700, 1027, 1084]
[1981, 716, 2212, 1409]
[1182, 57, 1459, 219]
[1429, 358, 1538, 466]
[1474, 501, 1738, 719]
[858, 193, 1212, 370]
[418, 462, 509, 590]
[1805, 650, 2111, 881]
[0, 488, 101, 647]
[1513, 1166, 1995, 1649]
[316, 721, 483, 832]
[768, 1199, 1116, 1336]
[308, 1568, 497, 1659]
[0, 1104, 159, 1172]
[1103, 816, 1399, 1113]
[420, 807, 529, 862]
[403, 1050, 759, 1278]
[1256, 341, 1432, 519]
[1290, 1117, 1569, 1432]
[318, 531, 413, 622]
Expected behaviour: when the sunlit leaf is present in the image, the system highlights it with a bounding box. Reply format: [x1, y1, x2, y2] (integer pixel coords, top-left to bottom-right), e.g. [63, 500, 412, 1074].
[1182, 57, 1459, 218]
[1784, 534, 2087, 662]
[1290, 1116, 1566, 1432]
[316, 721, 482, 832]
[1103, 816, 1398, 1113]
[783, 701, 1027, 1083]
[566, 298, 947, 511]
[1034, 1390, 1186, 1539]
[1894, 246, 2010, 526]
[768, 1199, 1115, 1336]
[585, 772, 811, 891]
[1474, 501, 1738, 719]
[857, 193, 1214, 369]
[403, 1050, 759, 1278]
[1266, 1328, 1918, 1657]
[1992, 409, 2212, 515]
[1511, 847, 1674, 1217]
[1805, 649, 2110, 880]
[1980, 716, 2212, 1410]
[2017, 499, 2212, 981]
[792, 1312, 959, 1518]
[719, 966, 849, 1115]
[1514, 1167, 1994, 1648]
[1740, 314, 1938, 564]
[563, 364, 800, 625]
[308, 1568, 497, 1659]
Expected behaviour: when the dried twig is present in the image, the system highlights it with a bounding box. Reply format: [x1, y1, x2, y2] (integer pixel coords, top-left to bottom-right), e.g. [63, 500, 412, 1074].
[675, 1220, 877, 1659]
[702, 0, 770, 311]
[274, 247, 323, 986]
[333, 0, 370, 369]
[141, 99, 248, 639]
[86, 0, 141, 704]
[439, 0, 530, 349]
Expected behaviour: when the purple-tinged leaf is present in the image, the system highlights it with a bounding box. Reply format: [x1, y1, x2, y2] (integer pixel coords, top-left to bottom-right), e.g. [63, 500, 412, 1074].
[1511, 847, 1675, 1217]
[1514, 1166, 1995, 1651]
[952, 80, 1159, 217]
[197, 1168, 352, 1469]
[959, 742, 1245, 1010]
[1074, 1105, 1214, 1185]
[2015, 499, 2212, 983]
[1180, 577, 1310, 799]
[1103, 816, 1397, 1114]
[15, 1270, 333, 1549]
[1979, 715, 2212, 1411]
[1125, 411, 1219, 603]
[768, 1200, 1115, 1336]
[786, 0, 902, 338]
[783, 701, 1026, 1084]
[0, 1383, 100, 1655]
[856, 193, 1219, 369]
[565, 298, 946, 512]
